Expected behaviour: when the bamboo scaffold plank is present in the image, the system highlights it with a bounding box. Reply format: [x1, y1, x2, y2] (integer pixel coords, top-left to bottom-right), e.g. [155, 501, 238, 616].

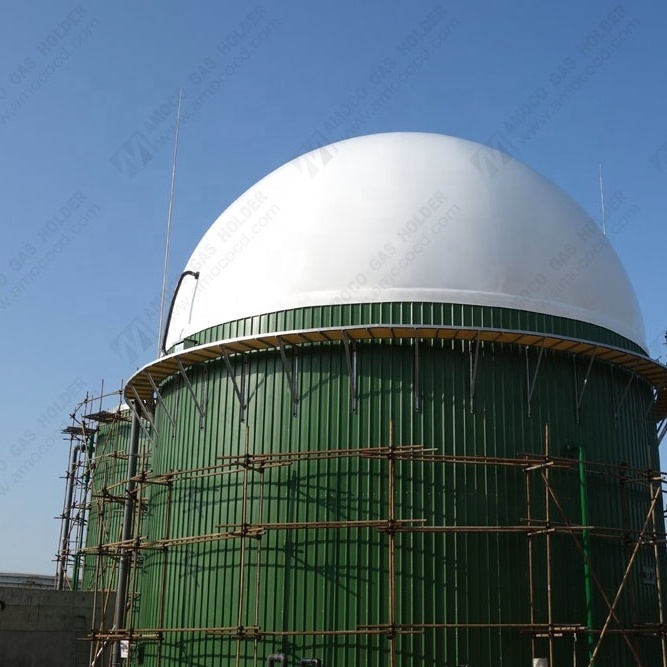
[84, 429, 667, 663]
[109, 445, 666, 488]
[122, 324, 667, 420]
[533, 461, 646, 666]
[94, 621, 667, 642]
[84, 517, 667, 556]
[588, 485, 664, 666]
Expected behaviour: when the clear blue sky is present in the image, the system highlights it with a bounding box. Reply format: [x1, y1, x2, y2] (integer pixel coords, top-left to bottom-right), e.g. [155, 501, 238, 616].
[1, 1, 666, 574]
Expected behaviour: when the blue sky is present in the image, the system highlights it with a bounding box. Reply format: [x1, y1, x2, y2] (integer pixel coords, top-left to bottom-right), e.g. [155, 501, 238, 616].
[0, 1, 665, 574]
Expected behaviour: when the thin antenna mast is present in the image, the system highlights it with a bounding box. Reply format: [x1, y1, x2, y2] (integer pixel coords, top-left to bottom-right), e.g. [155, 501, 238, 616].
[599, 163, 606, 237]
[158, 88, 184, 356]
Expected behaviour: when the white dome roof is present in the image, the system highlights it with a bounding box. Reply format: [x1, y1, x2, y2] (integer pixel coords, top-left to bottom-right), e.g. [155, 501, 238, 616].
[166, 132, 646, 351]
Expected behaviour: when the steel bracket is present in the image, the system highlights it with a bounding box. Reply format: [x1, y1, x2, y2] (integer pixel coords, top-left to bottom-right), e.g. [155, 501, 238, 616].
[573, 352, 596, 424]
[342, 331, 357, 414]
[128, 386, 157, 439]
[176, 358, 207, 428]
[278, 337, 299, 416]
[613, 372, 635, 427]
[413, 335, 421, 413]
[221, 346, 248, 422]
[526, 343, 545, 417]
[469, 336, 481, 414]
[146, 372, 176, 435]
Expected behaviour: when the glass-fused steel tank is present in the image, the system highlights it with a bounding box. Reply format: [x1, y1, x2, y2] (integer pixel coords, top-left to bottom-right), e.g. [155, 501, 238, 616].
[86, 133, 667, 666]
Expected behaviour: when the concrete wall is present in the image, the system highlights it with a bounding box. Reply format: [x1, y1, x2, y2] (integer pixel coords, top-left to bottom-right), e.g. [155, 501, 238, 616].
[0, 587, 107, 667]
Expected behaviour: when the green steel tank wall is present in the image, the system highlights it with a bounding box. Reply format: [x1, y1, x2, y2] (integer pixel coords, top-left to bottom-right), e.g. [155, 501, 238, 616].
[127, 303, 663, 666]
[83, 413, 150, 598]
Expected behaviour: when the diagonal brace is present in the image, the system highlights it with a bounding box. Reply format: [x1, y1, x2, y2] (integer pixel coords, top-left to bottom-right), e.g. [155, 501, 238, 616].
[145, 372, 176, 431]
[540, 470, 644, 667]
[574, 352, 596, 423]
[278, 337, 299, 416]
[613, 373, 634, 424]
[342, 332, 357, 414]
[128, 385, 158, 439]
[469, 337, 481, 414]
[176, 357, 206, 427]
[221, 346, 247, 421]
[414, 335, 421, 413]
[526, 343, 544, 417]
[588, 484, 662, 666]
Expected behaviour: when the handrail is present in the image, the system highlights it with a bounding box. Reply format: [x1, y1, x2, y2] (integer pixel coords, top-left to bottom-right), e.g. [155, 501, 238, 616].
[161, 270, 200, 356]
[125, 323, 667, 421]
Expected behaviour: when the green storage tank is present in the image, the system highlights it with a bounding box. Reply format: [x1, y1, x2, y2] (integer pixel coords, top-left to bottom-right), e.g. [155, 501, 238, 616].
[82, 405, 150, 594]
[92, 133, 667, 666]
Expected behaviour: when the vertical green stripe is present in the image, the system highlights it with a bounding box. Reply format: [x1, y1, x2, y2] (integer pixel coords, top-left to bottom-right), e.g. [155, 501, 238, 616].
[88, 318, 663, 666]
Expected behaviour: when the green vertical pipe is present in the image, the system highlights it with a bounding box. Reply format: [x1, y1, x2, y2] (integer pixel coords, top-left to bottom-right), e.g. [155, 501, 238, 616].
[573, 443, 595, 663]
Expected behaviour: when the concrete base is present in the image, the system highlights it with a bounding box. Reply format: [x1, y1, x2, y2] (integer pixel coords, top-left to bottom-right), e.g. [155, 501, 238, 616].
[0, 587, 107, 667]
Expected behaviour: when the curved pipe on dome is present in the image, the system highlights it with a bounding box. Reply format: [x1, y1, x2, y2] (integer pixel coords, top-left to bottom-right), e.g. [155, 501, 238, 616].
[266, 654, 286, 667]
[161, 270, 200, 356]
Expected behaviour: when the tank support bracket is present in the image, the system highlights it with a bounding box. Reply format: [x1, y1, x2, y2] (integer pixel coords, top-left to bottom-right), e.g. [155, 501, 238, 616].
[176, 358, 207, 428]
[469, 336, 481, 414]
[613, 373, 635, 426]
[574, 352, 596, 423]
[414, 336, 421, 413]
[146, 372, 176, 434]
[128, 385, 158, 439]
[526, 343, 545, 417]
[221, 346, 247, 422]
[342, 331, 357, 413]
[278, 337, 299, 416]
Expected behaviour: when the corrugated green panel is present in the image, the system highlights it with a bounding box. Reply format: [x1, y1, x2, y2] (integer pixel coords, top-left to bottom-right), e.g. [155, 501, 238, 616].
[83, 417, 133, 591]
[83, 409, 153, 648]
[115, 327, 666, 666]
[176, 302, 646, 355]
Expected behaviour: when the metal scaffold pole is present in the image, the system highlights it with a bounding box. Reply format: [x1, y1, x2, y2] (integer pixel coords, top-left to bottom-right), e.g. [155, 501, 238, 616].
[79, 430, 667, 663]
[57, 441, 84, 590]
[111, 401, 141, 667]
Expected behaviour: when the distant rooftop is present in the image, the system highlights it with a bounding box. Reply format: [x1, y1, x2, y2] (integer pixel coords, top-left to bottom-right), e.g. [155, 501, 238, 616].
[0, 572, 55, 589]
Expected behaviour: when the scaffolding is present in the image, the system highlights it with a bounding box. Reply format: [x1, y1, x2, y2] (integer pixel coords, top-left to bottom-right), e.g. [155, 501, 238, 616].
[79, 418, 667, 667]
[59, 324, 667, 666]
[55, 383, 129, 592]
